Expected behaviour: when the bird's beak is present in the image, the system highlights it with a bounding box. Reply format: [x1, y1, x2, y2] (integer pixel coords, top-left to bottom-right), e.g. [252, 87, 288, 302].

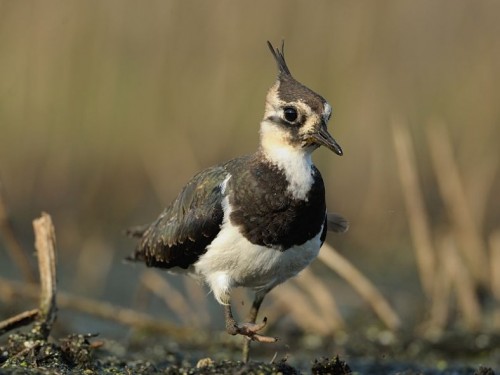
[311, 123, 343, 156]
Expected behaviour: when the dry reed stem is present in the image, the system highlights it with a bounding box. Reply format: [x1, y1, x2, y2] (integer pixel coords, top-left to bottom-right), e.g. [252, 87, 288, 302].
[0, 181, 36, 282]
[318, 243, 401, 331]
[32, 212, 57, 339]
[426, 119, 489, 287]
[439, 232, 482, 331]
[424, 257, 453, 337]
[270, 283, 330, 334]
[73, 237, 114, 296]
[0, 277, 193, 341]
[183, 277, 210, 326]
[130, 281, 153, 314]
[140, 270, 199, 326]
[489, 231, 500, 301]
[391, 119, 436, 298]
[466, 156, 499, 231]
[0, 309, 39, 336]
[294, 268, 345, 331]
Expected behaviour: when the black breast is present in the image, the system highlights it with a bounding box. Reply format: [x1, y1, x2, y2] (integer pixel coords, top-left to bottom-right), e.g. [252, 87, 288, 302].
[227, 157, 326, 251]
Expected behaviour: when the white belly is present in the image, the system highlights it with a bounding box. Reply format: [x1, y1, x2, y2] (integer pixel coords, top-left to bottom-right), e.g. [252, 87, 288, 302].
[193, 219, 323, 305]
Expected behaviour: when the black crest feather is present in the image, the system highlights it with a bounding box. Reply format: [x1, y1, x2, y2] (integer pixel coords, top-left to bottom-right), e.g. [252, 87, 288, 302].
[267, 40, 291, 76]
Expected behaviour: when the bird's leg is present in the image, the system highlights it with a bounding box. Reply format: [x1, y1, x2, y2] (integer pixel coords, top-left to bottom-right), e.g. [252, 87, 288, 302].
[223, 301, 277, 345]
[242, 292, 268, 363]
[247, 292, 265, 325]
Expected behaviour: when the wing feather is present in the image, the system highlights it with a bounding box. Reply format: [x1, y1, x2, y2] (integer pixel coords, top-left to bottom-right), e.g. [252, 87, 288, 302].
[129, 165, 229, 269]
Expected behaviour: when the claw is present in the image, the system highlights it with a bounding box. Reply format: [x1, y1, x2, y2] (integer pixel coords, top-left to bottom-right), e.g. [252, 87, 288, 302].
[227, 317, 278, 343]
[250, 333, 279, 343]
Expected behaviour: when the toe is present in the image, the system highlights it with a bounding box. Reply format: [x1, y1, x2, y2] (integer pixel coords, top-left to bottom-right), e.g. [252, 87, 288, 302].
[227, 317, 277, 343]
[251, 333, 278, 343]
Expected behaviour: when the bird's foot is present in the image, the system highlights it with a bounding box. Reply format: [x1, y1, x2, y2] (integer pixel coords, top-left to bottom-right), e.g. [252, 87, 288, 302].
[226, 317, 278, 343]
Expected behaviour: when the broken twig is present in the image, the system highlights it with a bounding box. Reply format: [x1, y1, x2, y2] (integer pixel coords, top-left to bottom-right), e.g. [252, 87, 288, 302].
[0, 309, 39, 336]
[32, 212, 58, 339]
[0, 277, 194, 341]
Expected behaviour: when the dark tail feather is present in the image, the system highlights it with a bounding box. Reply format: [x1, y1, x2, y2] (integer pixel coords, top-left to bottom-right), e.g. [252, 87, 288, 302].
[327, 212, 349, 233]
[124, 224, 149, 238]
[124, 251, 145, 263]
[124, 224, 149, 263]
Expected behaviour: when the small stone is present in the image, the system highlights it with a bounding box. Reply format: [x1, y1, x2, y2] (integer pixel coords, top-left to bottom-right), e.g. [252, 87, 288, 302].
[196, 357, 214, 368]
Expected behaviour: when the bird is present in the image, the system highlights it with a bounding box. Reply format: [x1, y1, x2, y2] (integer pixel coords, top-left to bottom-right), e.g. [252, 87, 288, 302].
[127, 41, 347, 361]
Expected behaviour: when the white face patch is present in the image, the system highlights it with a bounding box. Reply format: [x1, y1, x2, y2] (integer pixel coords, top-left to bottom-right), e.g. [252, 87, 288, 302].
[323, 102, 332, 122]
[260, 121, 314, 201]
[219, 175, 231, 195]
[260, 80, 327, 200]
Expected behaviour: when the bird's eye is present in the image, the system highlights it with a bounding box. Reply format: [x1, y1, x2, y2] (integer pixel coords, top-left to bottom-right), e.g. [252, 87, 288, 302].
[283, 107, 298, 123]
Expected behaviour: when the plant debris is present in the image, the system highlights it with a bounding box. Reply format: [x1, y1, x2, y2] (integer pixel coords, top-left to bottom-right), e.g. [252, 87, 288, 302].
[312, 355, 352, 375]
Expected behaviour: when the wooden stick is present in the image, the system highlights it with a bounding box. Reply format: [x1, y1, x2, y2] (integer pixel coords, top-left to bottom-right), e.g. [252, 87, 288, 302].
[0, 277, 194, 341]
[32, 212, 58, 339]
[318, 244, 401, 331]
[0, 309, 39, 336]
[391, 119, 436, 298]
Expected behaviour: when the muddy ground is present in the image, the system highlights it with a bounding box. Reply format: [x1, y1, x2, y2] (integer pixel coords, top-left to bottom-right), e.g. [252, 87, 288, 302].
[1, 323, 498, 374]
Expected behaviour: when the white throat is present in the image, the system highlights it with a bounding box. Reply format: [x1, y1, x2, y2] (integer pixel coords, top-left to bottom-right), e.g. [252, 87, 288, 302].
[260, 120, 314, 201]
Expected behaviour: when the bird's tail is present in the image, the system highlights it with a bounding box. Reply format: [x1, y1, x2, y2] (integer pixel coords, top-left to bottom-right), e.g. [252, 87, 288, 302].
[124, 224, 149, 238]
[123, 224, 149, 262]
[327, 212, 349, 233]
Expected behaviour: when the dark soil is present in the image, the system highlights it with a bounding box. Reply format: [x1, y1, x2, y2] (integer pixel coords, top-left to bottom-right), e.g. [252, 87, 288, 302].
[1, 327, 498, 375]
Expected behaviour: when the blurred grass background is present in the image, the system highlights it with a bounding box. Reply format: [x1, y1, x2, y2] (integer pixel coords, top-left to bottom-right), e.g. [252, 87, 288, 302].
[1, 0, 500, 335]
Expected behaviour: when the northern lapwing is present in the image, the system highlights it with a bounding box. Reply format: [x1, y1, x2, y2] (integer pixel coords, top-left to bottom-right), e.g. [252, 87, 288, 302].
[127, 41, 347, 361]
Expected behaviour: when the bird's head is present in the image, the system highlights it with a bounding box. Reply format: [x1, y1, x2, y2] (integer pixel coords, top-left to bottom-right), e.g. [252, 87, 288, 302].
[260, 41, 343, 157]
